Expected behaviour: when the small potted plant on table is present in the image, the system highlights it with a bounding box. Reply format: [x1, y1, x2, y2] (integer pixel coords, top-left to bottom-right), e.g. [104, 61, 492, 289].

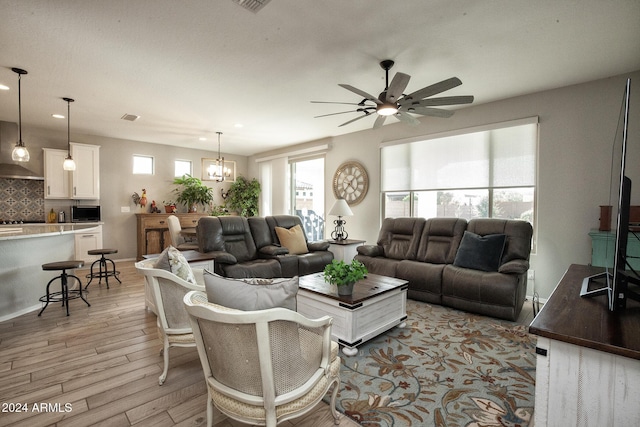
[323, 259, 368, 296]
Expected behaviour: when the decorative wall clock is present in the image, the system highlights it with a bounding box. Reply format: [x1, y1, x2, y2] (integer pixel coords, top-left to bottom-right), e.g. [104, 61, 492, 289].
[332, 161, 369, 206]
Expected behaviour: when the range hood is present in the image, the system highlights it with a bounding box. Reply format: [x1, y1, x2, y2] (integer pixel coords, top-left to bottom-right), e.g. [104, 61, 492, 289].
[0, 121, 44, 180]
[0, 163, 44, 180]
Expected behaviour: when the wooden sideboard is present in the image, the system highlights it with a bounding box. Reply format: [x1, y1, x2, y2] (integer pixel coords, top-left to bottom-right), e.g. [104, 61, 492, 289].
[529, 264, 640, 426]
[135, 213, 208, 260]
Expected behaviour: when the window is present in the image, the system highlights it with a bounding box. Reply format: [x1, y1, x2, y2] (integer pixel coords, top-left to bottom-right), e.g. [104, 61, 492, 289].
[174, 160, 192, 177]
[290, 157, 325, 240]
[133, 155, 154, 175]
[381, 118, 537, 225]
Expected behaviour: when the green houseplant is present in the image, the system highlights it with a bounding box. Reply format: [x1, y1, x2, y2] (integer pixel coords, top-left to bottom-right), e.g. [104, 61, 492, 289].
[323, 259, 368, 296]
[225, 176, 261, 217]
[172, 174, 214, 212]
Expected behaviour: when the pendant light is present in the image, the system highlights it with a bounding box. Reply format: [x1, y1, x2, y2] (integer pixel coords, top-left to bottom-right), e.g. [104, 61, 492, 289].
[62, 97, 76, 171]
[11, 68, 30, 162]
[207, 132, 226, 182]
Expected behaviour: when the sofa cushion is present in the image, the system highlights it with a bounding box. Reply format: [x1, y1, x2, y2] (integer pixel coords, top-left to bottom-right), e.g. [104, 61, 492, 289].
[453, 231, 506, 272]
[467, 218, 533, 264]
[275, 224, 309, 255]
[219, 258, 282, 279]
[416, 218, 467, 264]
[204, 269, 298, 311]
[377, 217, 426, 260]
[154, 245, 196, 284]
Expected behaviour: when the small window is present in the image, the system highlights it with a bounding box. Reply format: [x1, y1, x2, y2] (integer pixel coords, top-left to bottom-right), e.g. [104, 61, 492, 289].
[133, 155, 154, 175]
[175, 160, 192, 177]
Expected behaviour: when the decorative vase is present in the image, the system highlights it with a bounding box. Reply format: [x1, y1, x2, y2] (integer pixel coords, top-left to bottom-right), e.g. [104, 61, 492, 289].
[189, 203, 198, 213]
[337, 281, 355, 296]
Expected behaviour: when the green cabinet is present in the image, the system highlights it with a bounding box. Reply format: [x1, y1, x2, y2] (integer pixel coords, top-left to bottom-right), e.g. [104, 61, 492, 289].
[589, 229, 640, 270]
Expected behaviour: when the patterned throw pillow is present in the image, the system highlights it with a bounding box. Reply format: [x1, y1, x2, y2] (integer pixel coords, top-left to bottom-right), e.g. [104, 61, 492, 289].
[154, 245, 196, 284]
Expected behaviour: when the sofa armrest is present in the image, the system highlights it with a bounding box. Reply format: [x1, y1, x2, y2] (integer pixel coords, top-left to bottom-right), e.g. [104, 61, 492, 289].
[202, 251, 238, 265]
[308, 240, 330, 251]
[259, 245, 289, 256]
[498, 259, 530, 274]
[357, 245, 383, 257]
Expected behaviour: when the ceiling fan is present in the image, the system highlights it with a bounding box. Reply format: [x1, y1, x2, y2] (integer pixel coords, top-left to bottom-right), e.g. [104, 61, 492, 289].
[312, 60, 474, 128]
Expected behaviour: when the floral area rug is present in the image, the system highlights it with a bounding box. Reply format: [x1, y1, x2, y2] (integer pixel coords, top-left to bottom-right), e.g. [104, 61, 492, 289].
[328, 300, 536, 427]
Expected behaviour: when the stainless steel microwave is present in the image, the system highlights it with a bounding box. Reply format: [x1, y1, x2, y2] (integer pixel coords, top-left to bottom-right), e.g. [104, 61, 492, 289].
[71, 205, 101, 222]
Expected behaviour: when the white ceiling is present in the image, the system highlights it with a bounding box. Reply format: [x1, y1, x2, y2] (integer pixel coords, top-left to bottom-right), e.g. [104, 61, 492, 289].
[0, 0, 639, 156]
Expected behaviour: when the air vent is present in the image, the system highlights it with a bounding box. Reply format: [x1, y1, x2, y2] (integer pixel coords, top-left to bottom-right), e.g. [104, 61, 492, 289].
[121, 113, 140, 122]
[231, 0, 271, 13]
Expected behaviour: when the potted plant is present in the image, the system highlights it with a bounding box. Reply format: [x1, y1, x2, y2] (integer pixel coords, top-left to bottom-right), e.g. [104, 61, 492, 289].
[323, 259, 368, 296]
[162, 200, 177, 213]
[225, 176, 261, 217]
[172, 174, 214, 213]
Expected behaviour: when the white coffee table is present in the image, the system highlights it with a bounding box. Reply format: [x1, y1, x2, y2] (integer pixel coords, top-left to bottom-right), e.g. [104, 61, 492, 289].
[297, 272, 408, 356]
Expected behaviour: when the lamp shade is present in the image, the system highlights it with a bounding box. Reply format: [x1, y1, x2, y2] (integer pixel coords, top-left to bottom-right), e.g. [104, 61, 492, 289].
[329, 199, 353, 217]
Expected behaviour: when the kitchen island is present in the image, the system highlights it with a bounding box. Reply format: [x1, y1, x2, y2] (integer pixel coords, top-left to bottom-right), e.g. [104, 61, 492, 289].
[0, 223, 102, 320]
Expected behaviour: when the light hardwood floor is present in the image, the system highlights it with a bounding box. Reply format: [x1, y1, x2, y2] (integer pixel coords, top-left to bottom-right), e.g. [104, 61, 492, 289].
[0, 261, 358, 427]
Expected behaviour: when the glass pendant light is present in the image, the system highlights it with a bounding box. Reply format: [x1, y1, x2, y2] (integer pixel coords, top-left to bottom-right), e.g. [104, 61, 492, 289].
[62, 97, 76, 171]
[11, 68, 30, 162]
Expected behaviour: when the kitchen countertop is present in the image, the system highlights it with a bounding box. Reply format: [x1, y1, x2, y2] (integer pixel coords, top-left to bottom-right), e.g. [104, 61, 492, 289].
[0, 222, 103, 241]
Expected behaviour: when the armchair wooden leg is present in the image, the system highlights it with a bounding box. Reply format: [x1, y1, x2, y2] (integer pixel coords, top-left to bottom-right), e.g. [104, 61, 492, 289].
[329, 378, 341, 424]
[159, 339, 169, 385]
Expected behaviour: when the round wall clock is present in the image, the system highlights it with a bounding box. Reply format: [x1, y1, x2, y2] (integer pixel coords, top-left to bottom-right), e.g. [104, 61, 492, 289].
[332, 161, 369, 206]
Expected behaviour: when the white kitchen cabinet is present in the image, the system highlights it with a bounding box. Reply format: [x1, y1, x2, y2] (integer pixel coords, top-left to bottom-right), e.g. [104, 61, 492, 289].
[74, 225, 103, 263]
[70, 142, 100, 199]
[43, 148, 71, 199]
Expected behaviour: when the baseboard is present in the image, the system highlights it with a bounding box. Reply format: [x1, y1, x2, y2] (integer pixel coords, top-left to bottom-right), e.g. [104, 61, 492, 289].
[0, 304, 40, 322]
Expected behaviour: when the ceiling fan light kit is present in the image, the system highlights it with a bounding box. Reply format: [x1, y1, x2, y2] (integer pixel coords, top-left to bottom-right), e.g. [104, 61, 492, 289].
[313, 59, 474, 128]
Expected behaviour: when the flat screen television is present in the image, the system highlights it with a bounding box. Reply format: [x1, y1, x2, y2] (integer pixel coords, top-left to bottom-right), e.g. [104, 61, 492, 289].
[581, 78, 640, 311]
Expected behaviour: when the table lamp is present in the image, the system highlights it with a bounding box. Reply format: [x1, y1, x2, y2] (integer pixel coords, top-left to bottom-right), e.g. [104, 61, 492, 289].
[328, 199, 353, 241]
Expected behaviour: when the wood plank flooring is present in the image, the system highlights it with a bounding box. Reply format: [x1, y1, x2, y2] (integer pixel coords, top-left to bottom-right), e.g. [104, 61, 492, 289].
[0, 261, 358, 427]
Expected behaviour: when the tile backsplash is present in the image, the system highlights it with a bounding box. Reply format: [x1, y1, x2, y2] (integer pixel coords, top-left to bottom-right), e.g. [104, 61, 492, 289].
[0, 178, 45, 221]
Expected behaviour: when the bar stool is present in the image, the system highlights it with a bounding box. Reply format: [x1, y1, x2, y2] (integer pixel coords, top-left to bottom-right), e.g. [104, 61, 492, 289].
[39, 260, 91, 316]
[85, 249, 121, 289]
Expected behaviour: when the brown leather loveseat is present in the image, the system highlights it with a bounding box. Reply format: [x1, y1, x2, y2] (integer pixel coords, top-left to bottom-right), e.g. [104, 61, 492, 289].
[196, 215, 333, 278]
[355, 217, 533, 321]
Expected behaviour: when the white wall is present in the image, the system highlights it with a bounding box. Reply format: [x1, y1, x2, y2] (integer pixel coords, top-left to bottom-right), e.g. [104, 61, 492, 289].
[249, 71, 640, 300]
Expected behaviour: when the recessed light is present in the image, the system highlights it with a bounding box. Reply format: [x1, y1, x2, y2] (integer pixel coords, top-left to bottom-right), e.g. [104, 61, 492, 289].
[52, 114, 65, 119]
[234, 123, 244, 128]
[0, 84, 9, 91]
[199, 137, 207, 141]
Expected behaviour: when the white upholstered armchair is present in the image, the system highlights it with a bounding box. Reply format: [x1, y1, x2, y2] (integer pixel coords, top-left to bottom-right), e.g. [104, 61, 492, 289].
[135, 259, 205, 385]
[183, 290, 341, 427]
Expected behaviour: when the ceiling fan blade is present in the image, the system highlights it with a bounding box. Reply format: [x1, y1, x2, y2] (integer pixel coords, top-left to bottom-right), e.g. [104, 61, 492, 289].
[311, 101, 367, 106]
[314, 110, 361, 118]
[404, 77, 463, 101]
[373, 115, 387, 129]
[405, 107, 455, 118]
[338, 84, 382, 105]
[395, 111, 421, 126]
[400, 95, 474, 107]
[385, 72, 410, 103]
[338, 113, 373, 127]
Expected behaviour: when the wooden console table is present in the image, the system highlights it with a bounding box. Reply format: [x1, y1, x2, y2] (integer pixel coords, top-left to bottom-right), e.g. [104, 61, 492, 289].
[529, 264, 640, 426]
[135, 213, 208, 260]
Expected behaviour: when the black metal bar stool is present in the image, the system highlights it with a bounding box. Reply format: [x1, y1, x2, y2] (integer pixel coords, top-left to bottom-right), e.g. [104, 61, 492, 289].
[39, 260, 90, 316]
[85, 249, 121, 289]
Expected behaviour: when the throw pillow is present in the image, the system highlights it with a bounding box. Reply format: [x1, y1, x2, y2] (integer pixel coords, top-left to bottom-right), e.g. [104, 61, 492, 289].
[275, 224, 309, 255]
[203, 269, 298, 311]
[154, 245, 197, 284]
[453, 231, 506, 272]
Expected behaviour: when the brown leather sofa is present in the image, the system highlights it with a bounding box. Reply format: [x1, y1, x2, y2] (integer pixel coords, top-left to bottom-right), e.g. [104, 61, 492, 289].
[197, 215, 333, 278]
[355, 217, 533, 321]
